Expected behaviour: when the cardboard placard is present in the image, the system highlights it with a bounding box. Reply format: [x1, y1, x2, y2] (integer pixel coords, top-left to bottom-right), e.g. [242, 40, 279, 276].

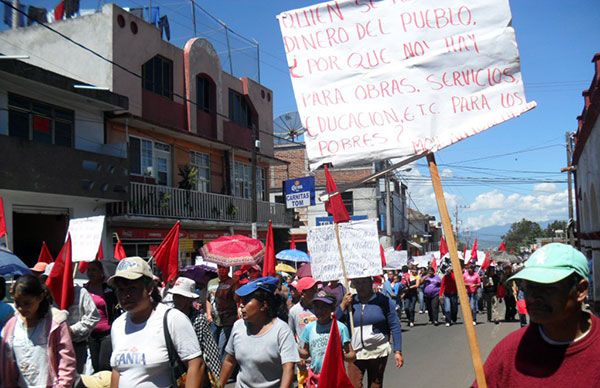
[307, 219, 381, 281]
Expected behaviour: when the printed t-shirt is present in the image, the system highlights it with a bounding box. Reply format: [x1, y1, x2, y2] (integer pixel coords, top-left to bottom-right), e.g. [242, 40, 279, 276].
[288, 302, 317, 342]
[473, 314, 600, 387]
[299, 320, 350, 373]
[110, 303, 201, 388]
[225, 318, 300, 388]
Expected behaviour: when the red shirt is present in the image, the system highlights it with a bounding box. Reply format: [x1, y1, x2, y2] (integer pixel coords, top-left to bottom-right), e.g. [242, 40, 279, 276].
[439, 273, 457, 296]
[473, 314, 600, 387]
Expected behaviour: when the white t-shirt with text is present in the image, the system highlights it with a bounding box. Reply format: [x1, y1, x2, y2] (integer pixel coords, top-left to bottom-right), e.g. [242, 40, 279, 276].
[110, 303, 201, 387]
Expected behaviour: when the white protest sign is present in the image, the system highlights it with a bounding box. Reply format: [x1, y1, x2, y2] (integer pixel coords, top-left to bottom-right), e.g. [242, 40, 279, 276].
[307, 219, 381, 281]
[383, 248, 408, 269]
[278, 0, 536, 170]
[67, 215, 105, 262]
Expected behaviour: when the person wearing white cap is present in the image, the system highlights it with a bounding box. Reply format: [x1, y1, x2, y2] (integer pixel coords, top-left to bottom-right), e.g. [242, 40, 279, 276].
[170, 277, 221, 387]
[108, 257, 203, 387]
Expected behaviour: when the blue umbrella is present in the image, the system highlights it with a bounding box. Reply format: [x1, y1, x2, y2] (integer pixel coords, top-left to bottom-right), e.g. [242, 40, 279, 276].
[0, 248, 31, 277]
[275, 249, 310, 263]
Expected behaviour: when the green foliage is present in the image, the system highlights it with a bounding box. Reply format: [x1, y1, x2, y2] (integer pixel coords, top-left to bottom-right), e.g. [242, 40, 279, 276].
[178, 165, 198, 191]
[502, 218, 543, 251]
[543, 220, 567, 237]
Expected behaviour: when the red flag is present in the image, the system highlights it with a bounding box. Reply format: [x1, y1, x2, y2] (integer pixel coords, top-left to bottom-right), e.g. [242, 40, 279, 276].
[0, 196, 6, 238]
[262, 220, 276, 277]
[470, 239, 478, 265]
[54, 0, 64, 20]
[46, 234, 74, 310]
[318, 318, 353, 388]
[79, 242, 103, 273]
[498, 241, 506, 252]
[463, 246, 467, 261]
[480, 251, 491, 271]
[431, 255, 438, 272]
[152, 222, 180, 283]
[290, 235, 296, 250]
[37, 241, 53, 264]
[114, 240, 127, 260]
[379, 244, 387, 268]
[439, 235, 448, 258]
[395, 242, 403, 251]
[324, 165, 350, 224]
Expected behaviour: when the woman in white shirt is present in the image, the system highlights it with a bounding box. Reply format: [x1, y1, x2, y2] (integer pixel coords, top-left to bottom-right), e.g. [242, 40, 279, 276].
[108, 257, 203, 388]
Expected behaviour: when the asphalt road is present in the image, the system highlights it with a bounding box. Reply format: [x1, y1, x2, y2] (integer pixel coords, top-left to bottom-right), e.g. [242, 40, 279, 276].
[385, 305, 521, 387]
[225, 303, 522, 387]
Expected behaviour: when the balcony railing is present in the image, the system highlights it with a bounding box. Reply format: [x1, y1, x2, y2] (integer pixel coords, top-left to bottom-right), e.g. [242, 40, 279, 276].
[107, 182, 292, 226]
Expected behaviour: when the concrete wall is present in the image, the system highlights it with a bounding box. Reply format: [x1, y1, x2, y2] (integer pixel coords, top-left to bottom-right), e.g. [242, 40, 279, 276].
[576, 117, 600, 300]
[0, 9, 113, 92]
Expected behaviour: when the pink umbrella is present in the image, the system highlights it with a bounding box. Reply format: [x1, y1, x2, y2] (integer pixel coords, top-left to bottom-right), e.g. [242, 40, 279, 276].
[201, 235, 265, 267]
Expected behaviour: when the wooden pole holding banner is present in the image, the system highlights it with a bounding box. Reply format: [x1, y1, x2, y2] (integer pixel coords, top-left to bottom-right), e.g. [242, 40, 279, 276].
[427, 153, 487, 387]
[334, 223, 355, 334]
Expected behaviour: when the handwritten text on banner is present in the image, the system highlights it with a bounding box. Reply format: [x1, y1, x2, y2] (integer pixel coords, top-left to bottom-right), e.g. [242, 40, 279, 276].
[307, 219, 382, 281]
[278, 0, 536, 170]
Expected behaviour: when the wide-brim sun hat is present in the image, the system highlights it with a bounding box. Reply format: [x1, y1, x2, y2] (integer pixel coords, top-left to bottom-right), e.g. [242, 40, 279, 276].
[168, 277, 200, 299]
[509, 243, 588, 284]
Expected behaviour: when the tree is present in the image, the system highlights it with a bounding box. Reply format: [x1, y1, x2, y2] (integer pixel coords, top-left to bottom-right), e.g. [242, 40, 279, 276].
[543, 220, 568, 238]
[502, 219, 543, 251]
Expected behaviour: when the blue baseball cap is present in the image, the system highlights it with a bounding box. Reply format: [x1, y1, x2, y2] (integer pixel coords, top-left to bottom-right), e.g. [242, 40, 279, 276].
[235, 276, 279, 297]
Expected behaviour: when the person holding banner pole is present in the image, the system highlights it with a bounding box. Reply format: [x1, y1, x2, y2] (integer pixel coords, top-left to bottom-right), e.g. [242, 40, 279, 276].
[338, 277, 403, 388]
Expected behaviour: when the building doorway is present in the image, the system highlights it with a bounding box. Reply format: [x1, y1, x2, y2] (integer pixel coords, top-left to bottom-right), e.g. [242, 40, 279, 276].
[12, 209, 69, 267]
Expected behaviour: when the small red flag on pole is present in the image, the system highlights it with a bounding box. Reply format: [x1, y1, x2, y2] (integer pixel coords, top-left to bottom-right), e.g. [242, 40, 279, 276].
[431, 254, 438, 272]
[379, 244, 387, 268]
[480, 251, 491, 271]
[37, 241, 54, 264]
[262, 220, 276, 277]
[114, 240, 127, 260]
[318, 318, 353, 388]
[324, 165, 350, 224]
[498, 241, 506, 252]
[152, 221, 180, 283]
[470, 239, 478, 265]
[0, 196, 7, 239]
[439, 235, 448, 258]
[46, 234, 74, 310]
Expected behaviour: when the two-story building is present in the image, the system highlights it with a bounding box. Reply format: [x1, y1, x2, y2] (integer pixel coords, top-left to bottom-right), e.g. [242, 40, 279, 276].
[0, 4, 291, 264]
[270, 142, 408, 251]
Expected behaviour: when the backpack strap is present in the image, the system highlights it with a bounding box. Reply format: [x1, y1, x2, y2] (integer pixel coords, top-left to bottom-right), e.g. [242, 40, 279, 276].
[163, 309, 186, 387]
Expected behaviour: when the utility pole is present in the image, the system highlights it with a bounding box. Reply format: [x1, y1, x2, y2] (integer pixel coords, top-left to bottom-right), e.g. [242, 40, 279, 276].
[190, 0, 197, 36]
[454, 204, 469, 246]
[385, 174, 392, 243]
[251, 124, 258, 238]
[565, 131, 575, 245]
[12, 0, 20, 29]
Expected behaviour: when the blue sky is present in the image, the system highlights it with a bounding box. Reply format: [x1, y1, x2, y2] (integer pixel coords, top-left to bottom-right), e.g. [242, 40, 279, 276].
[4, 0, 599, 241]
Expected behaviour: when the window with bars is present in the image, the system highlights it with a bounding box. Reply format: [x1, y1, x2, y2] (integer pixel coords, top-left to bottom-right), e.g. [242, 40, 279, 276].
[233, 162, 265, 201]
[190, 151, 210, 192]
[8, 93, 74, 147]
[197, 76, 213, 113]
[142, 55, 173, 99]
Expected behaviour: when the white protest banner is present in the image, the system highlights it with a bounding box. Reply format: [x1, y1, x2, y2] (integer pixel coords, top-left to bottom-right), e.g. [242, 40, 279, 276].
[278, 0, 536, 170]
[383, 248, 408, 269]
[67, 215, 104, 262]
[307, 219, 381, 281]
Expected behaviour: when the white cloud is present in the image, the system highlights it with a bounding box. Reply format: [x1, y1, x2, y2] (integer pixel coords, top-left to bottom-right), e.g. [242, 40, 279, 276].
[402, 164, 461, 217]
[469, 190, 505, 211]
[533, 183, 558, 193]
[464, 189, 568, 229]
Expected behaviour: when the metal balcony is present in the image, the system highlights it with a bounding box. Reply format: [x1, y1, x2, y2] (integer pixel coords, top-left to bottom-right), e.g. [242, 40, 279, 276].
[107, 182, 292, 227]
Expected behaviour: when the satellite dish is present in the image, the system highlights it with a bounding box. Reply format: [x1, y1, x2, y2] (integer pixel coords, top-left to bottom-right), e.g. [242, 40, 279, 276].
[274, 111, 305, 145]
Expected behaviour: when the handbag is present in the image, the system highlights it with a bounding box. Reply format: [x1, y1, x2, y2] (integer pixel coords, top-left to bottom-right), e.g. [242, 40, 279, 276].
[163, 309, 188, 388]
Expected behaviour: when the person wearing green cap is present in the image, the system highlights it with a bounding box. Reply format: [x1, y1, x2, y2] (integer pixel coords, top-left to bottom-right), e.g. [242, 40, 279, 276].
[473, 243, 600, 387]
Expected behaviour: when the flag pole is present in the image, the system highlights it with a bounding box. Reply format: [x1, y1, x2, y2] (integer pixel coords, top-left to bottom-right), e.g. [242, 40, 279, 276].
[427, 153, 487, 387]
[334, 223, 355, 334]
